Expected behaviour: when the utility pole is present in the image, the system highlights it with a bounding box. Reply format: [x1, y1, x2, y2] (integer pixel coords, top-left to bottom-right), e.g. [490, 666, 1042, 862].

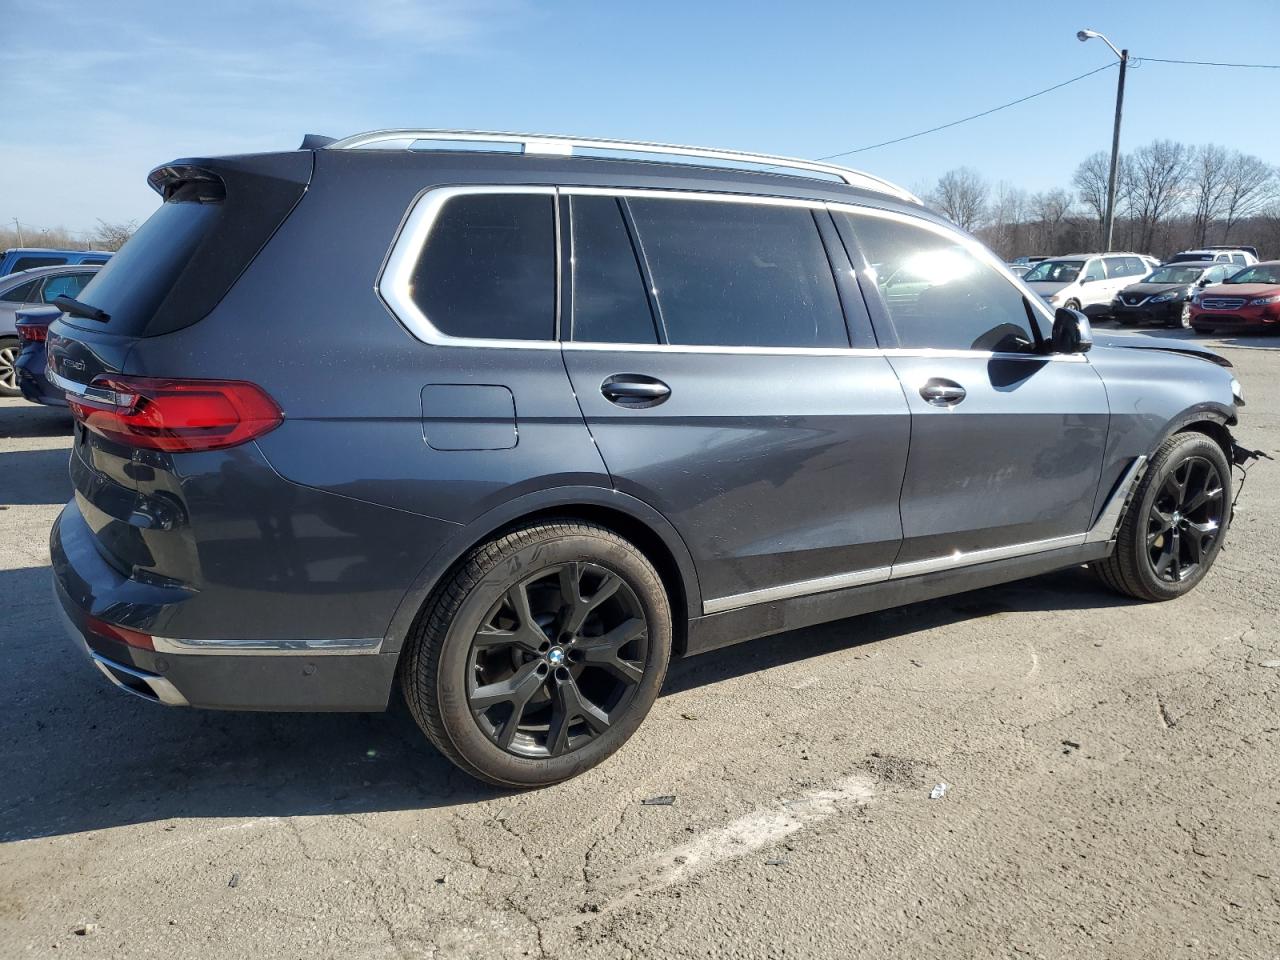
[1101, 49, 1128, 252]
[12, 218, 23, 247]
[1077, 30, 1128, 252]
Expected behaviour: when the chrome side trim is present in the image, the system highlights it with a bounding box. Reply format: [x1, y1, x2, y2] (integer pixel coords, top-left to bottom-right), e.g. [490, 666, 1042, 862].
[702, 565, 892, 615]
[46, 367, 136, 406]
[1083, 456, 1148, 544]
[327, 128, 922, 203]
[150, 636, 384, 656]
[701, 461, 1148, 615]
[888, 533, 1087, 580]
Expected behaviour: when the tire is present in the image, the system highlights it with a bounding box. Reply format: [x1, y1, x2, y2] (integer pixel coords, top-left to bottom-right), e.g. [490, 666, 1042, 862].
[399, 520, 672, 788]
[0, 337, 20, 397]
[1064, 299, 1082, 312]
[1091, 432, 1231, 602]
[1167, 303, 1192, 329]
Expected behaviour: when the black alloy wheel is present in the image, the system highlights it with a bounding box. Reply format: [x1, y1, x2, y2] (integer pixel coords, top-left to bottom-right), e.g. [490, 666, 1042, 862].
[400, 520, 672, 787]
[467, 561, 648, 758]
[1145, 456, 1225, 584]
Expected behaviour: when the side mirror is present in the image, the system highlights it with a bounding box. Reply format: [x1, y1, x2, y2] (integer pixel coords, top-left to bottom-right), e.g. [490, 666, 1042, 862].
[1052, 307, 1094, 354]
[1198, 278, 1210, 287]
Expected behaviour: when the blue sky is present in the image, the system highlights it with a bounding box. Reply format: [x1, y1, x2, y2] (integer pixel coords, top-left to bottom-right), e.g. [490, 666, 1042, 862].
[4, 0, 1278, 233]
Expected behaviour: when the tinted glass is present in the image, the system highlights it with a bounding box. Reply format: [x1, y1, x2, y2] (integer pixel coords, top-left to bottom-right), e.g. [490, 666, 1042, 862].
[11, 256, 65, 272]
[0, 278, 39, 302]
[40, 273, 93, 302]
[1024, 260, 1083, 283]
[627, 198, 846, 348]
[411, 193, 554, 341]
[841, 212, 1037, 353]
[74, 187, 220, 336]
[1231, 254, 1246, 264]
[80, 256, 110, 265]
[1083, 259, 1105, 282]
[569, 196, 657, 344]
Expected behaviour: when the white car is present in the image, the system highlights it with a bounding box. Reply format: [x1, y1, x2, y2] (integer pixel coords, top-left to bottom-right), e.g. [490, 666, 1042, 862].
[1166, 247, 1258, 268]
[1020, 252, 1154, 315]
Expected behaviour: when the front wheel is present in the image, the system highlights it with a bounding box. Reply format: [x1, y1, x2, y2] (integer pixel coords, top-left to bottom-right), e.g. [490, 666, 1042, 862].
[400, 521, 672, 787]
[1091, 432, 1231, 602]
[1167, 303, 1192, 329]
[1063, 299, 1082, 312]
[0, 337, 21, 397]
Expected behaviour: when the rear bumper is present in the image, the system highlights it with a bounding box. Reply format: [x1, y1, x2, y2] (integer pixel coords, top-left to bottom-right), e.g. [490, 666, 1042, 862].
[14, 347, 66, 406]
[51, 503, 399, 711]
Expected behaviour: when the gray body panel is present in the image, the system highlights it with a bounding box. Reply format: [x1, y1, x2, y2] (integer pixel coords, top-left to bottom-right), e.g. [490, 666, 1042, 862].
[44, 144, 1242, 712]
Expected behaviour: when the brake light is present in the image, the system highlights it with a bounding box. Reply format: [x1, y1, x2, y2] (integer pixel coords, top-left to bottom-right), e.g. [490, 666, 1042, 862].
[15, 322, 47, 346]
[67, 376, 283, 452]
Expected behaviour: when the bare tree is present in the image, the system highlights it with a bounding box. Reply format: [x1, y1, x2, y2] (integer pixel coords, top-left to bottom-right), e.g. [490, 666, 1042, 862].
[1220, 153, 1276, 243]
[91, 219, 137, 251]
[1123, 140, 1192, 253]
[982, 182, 1028, 259]
[1071, 151, 1129, 247]
[1188, 144, 1231, 247]
[930, 167, 988, 231]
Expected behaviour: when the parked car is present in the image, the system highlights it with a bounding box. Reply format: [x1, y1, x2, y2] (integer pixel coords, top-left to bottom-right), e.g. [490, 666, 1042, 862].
[14, 305, 66, 406]
[1201, 244, 1260, 260]
[47, 130, 1256, 787]
[0, 265, 102, 396]
[1007, 263, 1032, 277]
[1021, 252, 1152, 315]
[1166, 248, 1258, 267]
[1190, 260, 1280, 334]
[1010, 255, 1049, 265]
[1111, 262, 1238, 329]
[0, 248, 111, 277]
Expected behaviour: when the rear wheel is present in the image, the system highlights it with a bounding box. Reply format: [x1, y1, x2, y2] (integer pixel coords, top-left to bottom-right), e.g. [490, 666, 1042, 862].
[400, 521, 672, 787]
[1092, 432, 1231, 602]
[0, 337, 20, 397]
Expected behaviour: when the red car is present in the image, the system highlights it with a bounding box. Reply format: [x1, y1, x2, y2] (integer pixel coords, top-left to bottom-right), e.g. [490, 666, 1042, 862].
[1190, 260, 1280, 334]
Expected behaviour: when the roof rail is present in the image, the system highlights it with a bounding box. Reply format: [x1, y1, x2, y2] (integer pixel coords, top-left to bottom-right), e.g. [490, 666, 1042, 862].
[326, 129, 922, 205]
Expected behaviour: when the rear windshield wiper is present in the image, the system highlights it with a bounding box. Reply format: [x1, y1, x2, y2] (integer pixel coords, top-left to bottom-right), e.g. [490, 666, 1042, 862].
[53, 295, 110, 323]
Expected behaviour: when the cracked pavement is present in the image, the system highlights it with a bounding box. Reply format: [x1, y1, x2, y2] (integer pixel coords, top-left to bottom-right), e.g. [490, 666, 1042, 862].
[1, 329, 1278, 958]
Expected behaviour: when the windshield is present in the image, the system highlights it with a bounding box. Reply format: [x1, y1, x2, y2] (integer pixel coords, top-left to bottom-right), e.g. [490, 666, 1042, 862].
[1224, 264, 1280, 285]
[1023, 260, 1083, 283]
[1144, 266, 1204, 284]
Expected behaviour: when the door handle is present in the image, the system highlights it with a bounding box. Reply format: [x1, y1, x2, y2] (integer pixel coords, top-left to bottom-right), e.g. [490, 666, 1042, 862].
[601, 374, 671, 408]
[920, 378, 966, 406]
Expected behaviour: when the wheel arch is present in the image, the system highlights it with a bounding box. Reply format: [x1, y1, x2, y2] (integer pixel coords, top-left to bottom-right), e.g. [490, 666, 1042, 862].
[383, 486, 702, 658]
[1151, 402, 1237, 461]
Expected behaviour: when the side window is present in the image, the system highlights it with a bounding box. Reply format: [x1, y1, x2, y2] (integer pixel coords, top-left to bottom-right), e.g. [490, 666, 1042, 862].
[11, 256, 66, 272]
[568, 195, 658, 344]
[409, 193, 555, 341]
[1083, 259, 1106, 282]
[838, 211, 1038, 353]
[626, 198, 848, 348]
[0, 278, 40, 303]
[1231, 254, 1246, 265]
[81, 256, 110, 265]
[1123, 256, 1144, 276]
[40, 273, 93, 302]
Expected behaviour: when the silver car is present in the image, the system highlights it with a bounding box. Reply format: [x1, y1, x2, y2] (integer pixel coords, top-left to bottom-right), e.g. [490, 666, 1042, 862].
[0, 264, 100, 395]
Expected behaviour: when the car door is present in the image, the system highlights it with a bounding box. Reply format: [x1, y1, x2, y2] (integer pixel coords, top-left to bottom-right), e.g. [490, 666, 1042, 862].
[833, 206, 1110, 568]
[560, 190, 911, 612]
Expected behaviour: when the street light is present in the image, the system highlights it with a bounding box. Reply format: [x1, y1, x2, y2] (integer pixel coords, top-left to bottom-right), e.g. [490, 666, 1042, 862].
[1078, 28, 1129, 252]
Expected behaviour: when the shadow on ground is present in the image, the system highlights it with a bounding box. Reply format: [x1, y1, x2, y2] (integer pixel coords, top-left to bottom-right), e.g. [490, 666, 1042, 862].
[0, 559, 1132, 843]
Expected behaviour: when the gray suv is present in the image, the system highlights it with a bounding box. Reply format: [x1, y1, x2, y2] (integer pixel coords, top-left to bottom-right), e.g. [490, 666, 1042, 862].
[48, 130, 1256, 787]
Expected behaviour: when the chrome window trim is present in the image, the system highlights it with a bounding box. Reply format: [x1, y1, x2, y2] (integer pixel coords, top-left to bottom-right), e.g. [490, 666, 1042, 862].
[150, 636, 384, 657]
[379, 185, 562, 349]
[700, 457, 1146, 614]
[383, 185, 1084, 361]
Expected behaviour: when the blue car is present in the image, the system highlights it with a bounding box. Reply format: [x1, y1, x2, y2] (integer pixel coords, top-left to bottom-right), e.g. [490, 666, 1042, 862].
[14, 305, 65, 406]
[0, 247, 112, 278]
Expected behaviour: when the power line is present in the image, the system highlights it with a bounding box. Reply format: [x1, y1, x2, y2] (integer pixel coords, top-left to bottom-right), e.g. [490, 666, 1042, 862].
[1137, 56, 1280, 69]
[817, 62, 1117, 158]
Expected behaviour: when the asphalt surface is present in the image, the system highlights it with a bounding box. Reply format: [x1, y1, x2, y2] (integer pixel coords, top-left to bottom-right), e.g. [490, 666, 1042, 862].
[2, 328, 1278, 959]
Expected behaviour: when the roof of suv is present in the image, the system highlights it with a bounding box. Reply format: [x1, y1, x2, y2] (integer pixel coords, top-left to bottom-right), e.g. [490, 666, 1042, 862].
[321, 128, 924, 207]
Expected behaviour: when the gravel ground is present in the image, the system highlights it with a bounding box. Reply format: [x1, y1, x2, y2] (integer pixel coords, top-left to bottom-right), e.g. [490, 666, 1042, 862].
[1, 329, 1277, 959]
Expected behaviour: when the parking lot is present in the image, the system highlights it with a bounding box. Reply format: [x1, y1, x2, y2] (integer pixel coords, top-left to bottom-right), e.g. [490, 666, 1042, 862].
[0, 328, 1276, 959]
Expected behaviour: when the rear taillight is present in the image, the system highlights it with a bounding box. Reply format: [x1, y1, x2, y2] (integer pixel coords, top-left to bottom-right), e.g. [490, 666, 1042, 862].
[15, 322, 47, 346]
[85, 613, 154, 651]
[67, 376, 283, 452]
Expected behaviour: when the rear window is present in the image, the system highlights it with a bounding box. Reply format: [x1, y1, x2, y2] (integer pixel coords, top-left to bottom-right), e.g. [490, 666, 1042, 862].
[409, 193, 555, 341]
[40, 272, 94, 302]
[11, 256, 66, 272]
[1, 278, 39, 302]
[71, 187, 219, 336]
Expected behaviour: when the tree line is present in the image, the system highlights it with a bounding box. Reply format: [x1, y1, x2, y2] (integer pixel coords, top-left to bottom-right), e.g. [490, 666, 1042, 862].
[927, 140, 1279, 261]
[0, 218, 137, 254]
